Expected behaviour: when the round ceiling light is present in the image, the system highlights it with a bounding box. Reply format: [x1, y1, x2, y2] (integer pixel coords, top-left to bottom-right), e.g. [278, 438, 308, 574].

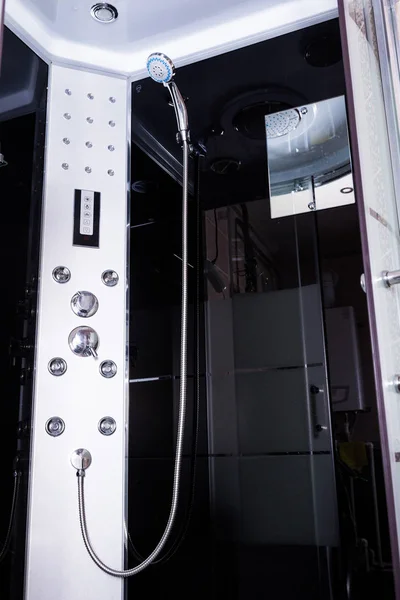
[91, 3, 118, 23]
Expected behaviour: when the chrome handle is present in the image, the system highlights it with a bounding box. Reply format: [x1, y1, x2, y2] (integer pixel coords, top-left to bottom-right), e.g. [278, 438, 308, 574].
[360, 273, 366, 293]
[382, 270, 400, 287]
[315, 424, 328, 433]
[71, 291, 99, 318]
[310, 385, 323, 395]
[89, 346, 98, 359]
[310, 385, 327, 436]
[68, 326, 99, 358]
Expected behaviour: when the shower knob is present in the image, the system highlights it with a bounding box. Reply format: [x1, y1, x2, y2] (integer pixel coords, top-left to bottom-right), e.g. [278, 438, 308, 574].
[68, 326, 99, 358]
[71, 291, 99, 318]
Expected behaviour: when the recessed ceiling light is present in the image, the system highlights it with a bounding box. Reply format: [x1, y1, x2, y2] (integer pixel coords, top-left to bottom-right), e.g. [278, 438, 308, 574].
[340, 186, 353, 194]
[90, 3, 118, 23]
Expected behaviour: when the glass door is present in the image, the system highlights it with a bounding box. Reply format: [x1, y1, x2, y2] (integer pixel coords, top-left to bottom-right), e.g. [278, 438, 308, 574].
[339, 0, 400, 596]
[205, 199, 339, 598]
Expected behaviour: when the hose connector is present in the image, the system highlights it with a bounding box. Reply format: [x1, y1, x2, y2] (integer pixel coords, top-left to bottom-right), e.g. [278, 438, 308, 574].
[70, 449, 92, 472]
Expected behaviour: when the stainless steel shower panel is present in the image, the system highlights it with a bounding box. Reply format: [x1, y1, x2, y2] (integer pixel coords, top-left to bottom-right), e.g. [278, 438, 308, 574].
[24, 65, 130, 600]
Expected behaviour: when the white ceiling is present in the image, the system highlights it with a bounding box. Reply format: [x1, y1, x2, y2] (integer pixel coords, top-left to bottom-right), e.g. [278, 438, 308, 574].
[5, 0, 338, 79]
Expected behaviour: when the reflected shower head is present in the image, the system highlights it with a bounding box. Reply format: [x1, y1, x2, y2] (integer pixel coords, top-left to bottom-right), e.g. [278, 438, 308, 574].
[265, 108, 301, 139]
[146, 53, 175, 84]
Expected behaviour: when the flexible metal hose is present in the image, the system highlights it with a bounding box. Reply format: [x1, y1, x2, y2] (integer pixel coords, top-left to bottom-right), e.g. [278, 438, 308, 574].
[126, 152, 203, 565]
[0, 471, 21, 564]
[76, 138, 190, 577]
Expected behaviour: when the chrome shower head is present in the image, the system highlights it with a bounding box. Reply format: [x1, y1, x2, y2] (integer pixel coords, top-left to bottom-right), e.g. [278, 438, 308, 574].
[146, 53, 175, 84]
[146, 52, 189, 140]
[265, 108, 301, 139]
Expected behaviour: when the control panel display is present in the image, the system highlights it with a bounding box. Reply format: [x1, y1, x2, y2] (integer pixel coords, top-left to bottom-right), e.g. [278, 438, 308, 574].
[73, 189, 100, 248]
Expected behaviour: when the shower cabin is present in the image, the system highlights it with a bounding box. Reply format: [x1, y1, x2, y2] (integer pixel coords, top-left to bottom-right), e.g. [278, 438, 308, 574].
[1, 0, 400, 598]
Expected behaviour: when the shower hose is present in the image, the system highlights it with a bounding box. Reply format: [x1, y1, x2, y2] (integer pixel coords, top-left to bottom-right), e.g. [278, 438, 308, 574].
[0, 469, 21, 564]
[127, 152, 203, 565]
[76, 138, 190, 577]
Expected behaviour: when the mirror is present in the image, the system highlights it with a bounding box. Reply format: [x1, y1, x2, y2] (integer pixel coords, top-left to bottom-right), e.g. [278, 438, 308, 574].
[266, 95, 354, 218]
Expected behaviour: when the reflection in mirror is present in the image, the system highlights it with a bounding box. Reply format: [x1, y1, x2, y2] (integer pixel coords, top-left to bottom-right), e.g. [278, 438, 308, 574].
[266, 95, 355, 218]
[204, 203, 281, 298]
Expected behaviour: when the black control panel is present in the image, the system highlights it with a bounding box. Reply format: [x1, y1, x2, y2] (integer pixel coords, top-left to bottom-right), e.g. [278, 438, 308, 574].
[73, 189, 100, 248]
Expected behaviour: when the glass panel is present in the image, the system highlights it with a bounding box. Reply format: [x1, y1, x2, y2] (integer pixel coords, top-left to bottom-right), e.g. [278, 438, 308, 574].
[0, 114, 40, 599]
[205, 197, 338, 597]
[266, 96, 355, 218]
[127, 148, 211, 599]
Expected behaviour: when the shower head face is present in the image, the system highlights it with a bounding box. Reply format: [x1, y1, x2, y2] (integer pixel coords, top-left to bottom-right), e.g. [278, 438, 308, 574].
[146, 53, 175, 84]
[265, 108, 301, 139]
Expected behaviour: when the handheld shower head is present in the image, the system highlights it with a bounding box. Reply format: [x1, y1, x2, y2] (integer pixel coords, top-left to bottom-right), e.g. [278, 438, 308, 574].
[146, 52, 189, 140]
[146, 53, 175, 84]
